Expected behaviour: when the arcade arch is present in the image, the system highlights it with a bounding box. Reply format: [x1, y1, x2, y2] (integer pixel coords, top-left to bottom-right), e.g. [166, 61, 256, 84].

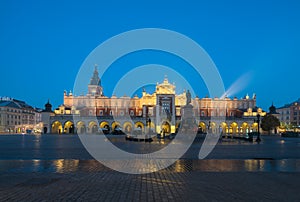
[52, 121, 62, 134]
[76, 121, 86, 134]
[64, 121, 74, 134]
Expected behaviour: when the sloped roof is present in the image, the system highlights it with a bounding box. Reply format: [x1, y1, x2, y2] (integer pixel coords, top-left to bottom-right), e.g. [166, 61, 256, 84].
[0, 99, 35, 110]
[0, 100, 21, 108]
[277, 98, 300, 109]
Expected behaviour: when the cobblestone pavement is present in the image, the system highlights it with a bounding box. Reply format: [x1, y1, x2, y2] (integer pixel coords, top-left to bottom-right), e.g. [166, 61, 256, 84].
[0, 159, 299, 202]
[0, 135, 300, 201]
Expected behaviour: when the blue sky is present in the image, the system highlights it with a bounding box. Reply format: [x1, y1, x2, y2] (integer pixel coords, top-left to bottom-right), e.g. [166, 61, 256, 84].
[1, 0, 300, 111]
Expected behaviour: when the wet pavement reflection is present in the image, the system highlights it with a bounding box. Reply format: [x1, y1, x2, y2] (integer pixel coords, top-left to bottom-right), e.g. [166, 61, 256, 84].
[0, 134, 300, 173]
[0, 158, 300, 173]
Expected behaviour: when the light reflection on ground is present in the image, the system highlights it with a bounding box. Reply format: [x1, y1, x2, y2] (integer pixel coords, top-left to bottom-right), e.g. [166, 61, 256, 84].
[0, 159, 299, 173]
[0, 134, 300, 173]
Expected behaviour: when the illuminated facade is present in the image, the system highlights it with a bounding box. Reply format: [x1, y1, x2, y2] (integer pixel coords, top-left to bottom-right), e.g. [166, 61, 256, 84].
[0, 97, 42, 134]
[277, 98, 300, 128]
[49, 67, 265, 135]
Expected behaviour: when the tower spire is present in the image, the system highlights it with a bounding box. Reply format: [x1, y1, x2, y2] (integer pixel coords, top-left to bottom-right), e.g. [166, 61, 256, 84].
[88, 65, 103, 96]
[90, 65, 101, 86]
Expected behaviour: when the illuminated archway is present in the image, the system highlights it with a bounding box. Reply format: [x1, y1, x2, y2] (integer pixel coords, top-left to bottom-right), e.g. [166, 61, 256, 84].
[220, 122, 228, 134]
[76, 121, 86, 134]
[88, 121, 98, 134]
[241, 122, 249, 134]
[198, 122, 206, 133]
[230, 122, 238, 134]
[252, 122, 258, 132]
[161, 121, 171, 134]
[99, 121, 110, 134]
[100, 121, 110, 130]
[64, 121, 74, 134]
[209, 122, 217, 134]
[52, 121, 62, 134]
[112, 121, 121, 130]
[134, 122, 145, 131]
[123, 122, 133, 133]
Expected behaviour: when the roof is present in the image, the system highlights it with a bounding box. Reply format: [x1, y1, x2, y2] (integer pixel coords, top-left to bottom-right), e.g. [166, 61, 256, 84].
[277, 98, 300, 109]
[0, 98, 35, 111]
[0, 101, 21, 108]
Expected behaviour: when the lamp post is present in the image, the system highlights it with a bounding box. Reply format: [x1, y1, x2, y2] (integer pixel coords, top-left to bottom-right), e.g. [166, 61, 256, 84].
[147, 117, 151, 134]
[256, 113, 261, 142]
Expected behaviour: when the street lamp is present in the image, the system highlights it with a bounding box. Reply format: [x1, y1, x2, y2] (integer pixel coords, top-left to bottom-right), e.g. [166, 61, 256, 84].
[256, 113, 261, 142]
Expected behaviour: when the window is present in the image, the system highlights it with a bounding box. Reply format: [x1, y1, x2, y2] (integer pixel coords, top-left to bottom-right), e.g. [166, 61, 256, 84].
[130, 110, 134, 116]
[110, 110, 113, 116]
[99, 110, 103, 116]
[119, 111, 124, 116]
[201, 111, 205, 116]
[89, 110, 93, 116]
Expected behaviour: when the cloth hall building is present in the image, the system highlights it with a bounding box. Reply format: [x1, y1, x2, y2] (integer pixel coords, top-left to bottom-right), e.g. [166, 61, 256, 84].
[46, 67, 265, 135]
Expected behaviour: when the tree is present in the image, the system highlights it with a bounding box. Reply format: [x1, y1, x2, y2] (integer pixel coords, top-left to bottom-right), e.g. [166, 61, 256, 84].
[261, 114, 280, 134]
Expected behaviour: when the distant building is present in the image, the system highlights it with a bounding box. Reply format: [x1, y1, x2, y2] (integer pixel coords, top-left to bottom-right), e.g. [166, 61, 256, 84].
[41, 100, 55, 134]
[277, 98, 300, 128]
[0, 97, 42, 133]
[49, 66, 266, 135]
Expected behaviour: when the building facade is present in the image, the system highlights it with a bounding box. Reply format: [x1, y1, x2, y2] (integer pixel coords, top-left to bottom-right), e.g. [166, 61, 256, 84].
[49, 67, 266, 135]
[277, 98, 300, 129]
[0, 97, 42, 134]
